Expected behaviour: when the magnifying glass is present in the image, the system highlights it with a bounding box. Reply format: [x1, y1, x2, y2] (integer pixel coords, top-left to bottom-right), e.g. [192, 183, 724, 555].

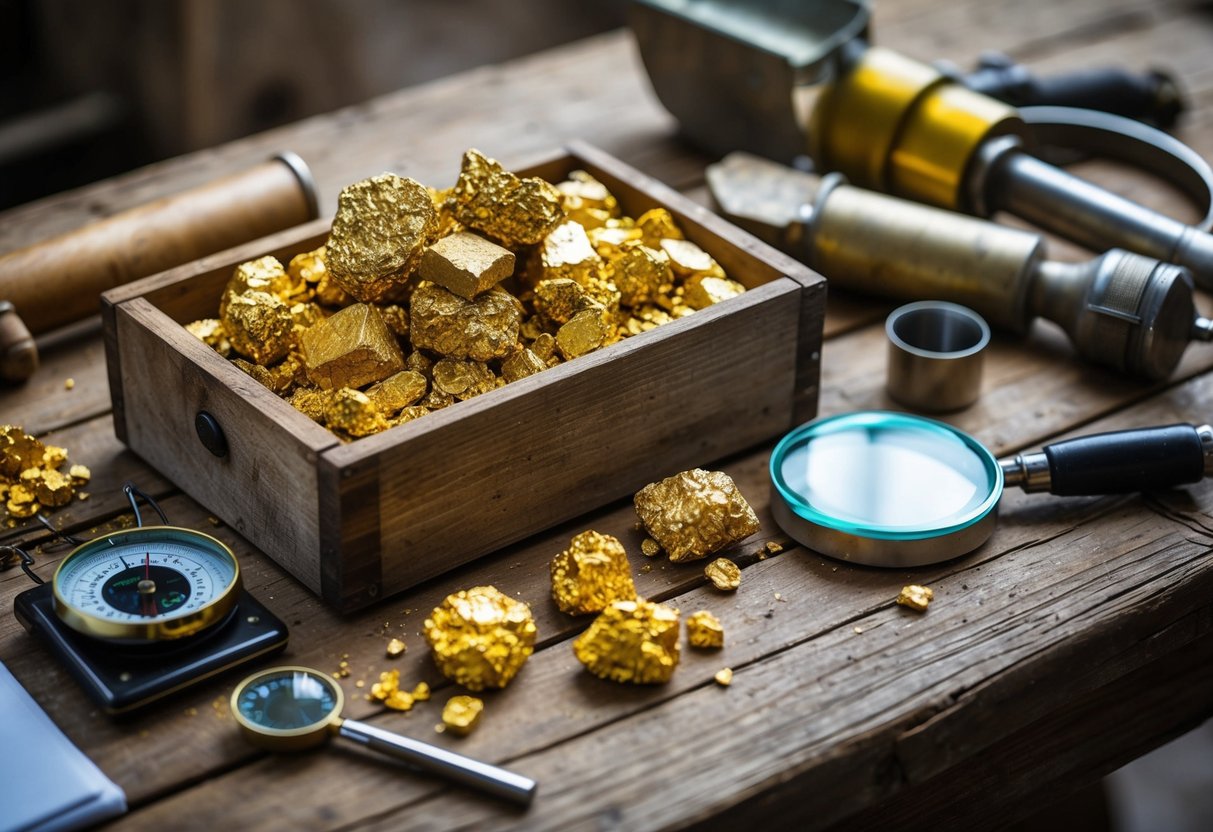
[231, 666, 537, 806]
[770, 411, 1213, 567]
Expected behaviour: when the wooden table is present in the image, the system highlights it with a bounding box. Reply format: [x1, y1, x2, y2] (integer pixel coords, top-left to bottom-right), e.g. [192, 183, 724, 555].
[4, 1, 1213, 828]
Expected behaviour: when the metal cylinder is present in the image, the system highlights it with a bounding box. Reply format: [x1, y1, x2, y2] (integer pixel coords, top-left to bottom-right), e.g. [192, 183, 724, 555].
[0, 152, 318, 336]
[886, 301, 990, 412]
[809, 178, 1041, 332]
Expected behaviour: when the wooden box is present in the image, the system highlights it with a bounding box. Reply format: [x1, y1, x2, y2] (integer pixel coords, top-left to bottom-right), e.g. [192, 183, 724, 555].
[102, 142, 824, 611]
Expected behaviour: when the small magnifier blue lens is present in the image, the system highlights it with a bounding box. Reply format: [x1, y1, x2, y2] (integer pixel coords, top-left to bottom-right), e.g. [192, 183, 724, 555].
[771, 411, 1002, 542]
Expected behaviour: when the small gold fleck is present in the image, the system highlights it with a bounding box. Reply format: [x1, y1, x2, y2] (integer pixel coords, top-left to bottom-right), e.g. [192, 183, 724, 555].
[386, 637, 406, 658]
[897, 585, 934, 612]
[704, 558, 741, 591]
[640, 538, 661, 558]
[714, 668, 733, 686]
[853, 626, 864, 635]
[64, 378, 75, 390]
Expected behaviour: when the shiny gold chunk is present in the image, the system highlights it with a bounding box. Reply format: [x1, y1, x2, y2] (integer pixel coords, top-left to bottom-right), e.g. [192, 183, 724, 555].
[419, 232, 516, 300]
[441, 695, 485, 737]
[530, 332, 558, 363]
[68, 464, 90, 484]
[896, 585, 934, 612]
[290, 247, 351, 308]
[288, 387, 331, 423]
[327, 173, 438, 303]
[377, 304, 410, 339]
[686, 610, 724, 649]
[540, 221, 604, 286]
[223, 291, 296, 365]
[660, 238, 725, 279]
[64, 378, 75, 390]
[31, 468, 73, 507]
[406, 350, 433, 376]
[390, 405, 431, 426]
[368, 669, 418, 711]
[432, 359, 500, 401]
[550, 530, 637, 615]
[300, 303, 405, 390]
[704, 558, 742, 591]
[714, 668, 733, 686]
[634, 469, 761, 562]
[366, 371, 428, 415]
[185, 319, 232, 358]
[386, 637, 406, 658]
[429, 186, 464, 239]
[423, 586, 537, 691]
[325, 388, 388, 438]
[685, 276, 746, 310]
[220, 256, 298, 319]
[573, 599, 681, 684]
[556, 307, 612, 359]
[588, 225, 643, 258]
[6, 484, 39, 518]
[409, 284, 521, 361]
[41, 445, 67, 470]
[450, 149, 564, 247]
[637, 208, 684, 246]
[421, 387, 454, 410]
[608, 244, 673, 308]
[1, 425, 47, 479]
[534, 278, 592, 325]
[412, 681, 431, 702]
[640, 538, 661, 558]
[501, 348, 547, 383]
[557, 170, 619, 222]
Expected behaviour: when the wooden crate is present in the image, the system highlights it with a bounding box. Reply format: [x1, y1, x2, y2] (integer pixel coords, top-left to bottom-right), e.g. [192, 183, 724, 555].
[101, 141, 824, 611]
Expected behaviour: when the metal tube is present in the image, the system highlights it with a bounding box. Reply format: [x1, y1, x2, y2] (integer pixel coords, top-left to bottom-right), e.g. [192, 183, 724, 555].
[337, 718, 537, 805]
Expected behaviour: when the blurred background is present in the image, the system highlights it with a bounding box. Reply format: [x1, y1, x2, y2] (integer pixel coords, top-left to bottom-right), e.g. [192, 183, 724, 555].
[0, 1, 1210, 828]
[0, 0, 626, 210]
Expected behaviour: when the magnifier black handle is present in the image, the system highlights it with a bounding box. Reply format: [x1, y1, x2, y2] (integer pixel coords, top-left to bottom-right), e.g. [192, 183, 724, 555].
[1003, 423, 1212, 495]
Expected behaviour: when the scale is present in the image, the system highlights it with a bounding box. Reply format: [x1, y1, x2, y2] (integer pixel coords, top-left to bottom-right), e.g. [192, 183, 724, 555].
[8, 485, 288, 715]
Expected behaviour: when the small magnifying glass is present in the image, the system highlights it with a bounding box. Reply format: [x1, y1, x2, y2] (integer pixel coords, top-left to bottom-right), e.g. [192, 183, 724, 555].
[231, 666, 537, 806]
[770, 410, 1213, 567]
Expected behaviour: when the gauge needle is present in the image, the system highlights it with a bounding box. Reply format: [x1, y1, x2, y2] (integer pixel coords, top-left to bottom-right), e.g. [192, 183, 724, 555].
[142, 550, 153, 616]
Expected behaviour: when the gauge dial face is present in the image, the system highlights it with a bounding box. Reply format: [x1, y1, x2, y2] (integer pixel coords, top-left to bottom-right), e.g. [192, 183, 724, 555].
[53, 527, 240, 640]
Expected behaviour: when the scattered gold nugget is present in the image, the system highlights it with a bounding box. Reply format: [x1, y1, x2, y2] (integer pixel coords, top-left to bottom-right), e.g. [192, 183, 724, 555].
[1, 425, 86, 522]
[640, 538, 661, 558]
[64, 378, 75, 390]
[550, 530, 637, 615]
[634, 469, 761, 562]
[714, 668, 733, 687]
[686, 610, 724, 649]
[897, 585, 934, 612]
[704, 558, 741, 591]
[573, 599, 680, 684]
[386, 637, 406, 658]
[441, 695, 485, 737]
[423, 586, 536, 691]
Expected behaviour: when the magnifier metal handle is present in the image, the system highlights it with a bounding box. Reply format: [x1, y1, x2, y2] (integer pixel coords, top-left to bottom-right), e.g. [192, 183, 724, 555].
[337, 718, 537, 806]
[1000, 423, 1213, 495]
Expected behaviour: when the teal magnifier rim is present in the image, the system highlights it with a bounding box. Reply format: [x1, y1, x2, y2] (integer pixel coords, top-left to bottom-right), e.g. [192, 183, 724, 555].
[770, 411, 1003, 542]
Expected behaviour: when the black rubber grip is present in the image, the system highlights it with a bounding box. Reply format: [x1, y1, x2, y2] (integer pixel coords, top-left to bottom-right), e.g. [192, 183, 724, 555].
[965, 66, 1182, 128]
[1044, 424, 1205, 496]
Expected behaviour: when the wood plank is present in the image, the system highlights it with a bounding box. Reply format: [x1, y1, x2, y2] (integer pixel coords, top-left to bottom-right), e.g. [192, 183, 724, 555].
[0, 323, 111, 436]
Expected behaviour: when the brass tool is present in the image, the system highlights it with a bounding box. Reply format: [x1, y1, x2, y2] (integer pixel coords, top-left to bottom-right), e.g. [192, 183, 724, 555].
[631, 0, 1213, 287]
[0, 152, 318, 384]
[708, 152, 1212, 379]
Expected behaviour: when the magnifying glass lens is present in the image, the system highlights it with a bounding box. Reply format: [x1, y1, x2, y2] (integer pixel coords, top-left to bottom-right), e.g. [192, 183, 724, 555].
[236, 669, 339, 730]
[772, 412, 1001, 538]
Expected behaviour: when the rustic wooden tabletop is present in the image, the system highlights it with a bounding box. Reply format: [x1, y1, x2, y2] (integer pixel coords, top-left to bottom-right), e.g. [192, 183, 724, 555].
[3, 0, 1213, 829]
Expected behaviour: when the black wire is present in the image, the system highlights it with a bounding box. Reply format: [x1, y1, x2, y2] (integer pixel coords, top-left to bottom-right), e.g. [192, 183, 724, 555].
[0, 544, 43, 585]
[123, 482, 169, 527]
[36, 513, 83, 546]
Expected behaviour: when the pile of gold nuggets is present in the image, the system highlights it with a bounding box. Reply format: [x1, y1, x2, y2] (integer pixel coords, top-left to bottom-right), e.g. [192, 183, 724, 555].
[186, 149, 746, 439]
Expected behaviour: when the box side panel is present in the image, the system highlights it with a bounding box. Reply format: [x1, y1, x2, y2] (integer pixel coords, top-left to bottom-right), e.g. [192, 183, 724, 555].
[114, 298, 332, 593]
[356, 279, 801, 597]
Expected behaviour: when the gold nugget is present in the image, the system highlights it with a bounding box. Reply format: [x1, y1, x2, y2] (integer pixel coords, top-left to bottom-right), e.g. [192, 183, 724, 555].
[540, 221, 604, 286]
[300, 303, 405, 390]
[556, 307, 612, 359]
[185, 319, 232, 358]
[501, 348, 546, 383]
[423, 586, 536, 691]
[409, 284, 521, 362]
[714, 668, 733, 686]
[607, 243, 673, 308]
[223, 291, 296, 365]
[897, 585, 934, 612]
[441, 696, 485, 736]
[634, 469, 761, 562]
[573, 599, 680, 684]
[684, 275, 746, 310]
[365, 371, 428, 415]
[431, 359, 500, 401]
[386, 638, 406, 658]
[704, 558, 742, 591]
[418, 231, 515, 300]
[325, 388, 388, 438]
[550, 530, 637, 615]
[686, 610, 724, 649]
[450, 149, 564, 247]
[327, 173, 438, 303]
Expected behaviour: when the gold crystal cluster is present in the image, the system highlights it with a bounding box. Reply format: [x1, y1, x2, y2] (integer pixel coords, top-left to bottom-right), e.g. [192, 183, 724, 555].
[185, 149, 744, 440]
[550, 530, 637, 615]
[1, 425, 90, 524]
[368, 670, 431, 712]
[423, 585, 537, 691]
[573, 599, 682, 685]
[634, 469, 761, 562]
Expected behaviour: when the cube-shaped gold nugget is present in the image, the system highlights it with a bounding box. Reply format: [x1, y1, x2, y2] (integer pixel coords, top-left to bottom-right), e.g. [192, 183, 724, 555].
[634, 468, 760, 562]
[686, 610, 724, 649]
[409, 284, 521, 362]
[300, 303, 405, 390]
[550, 530, 637, 615]
[556, 307, 612, 359]
[327, 173, 438, 303]
[418, 232, 516, 300]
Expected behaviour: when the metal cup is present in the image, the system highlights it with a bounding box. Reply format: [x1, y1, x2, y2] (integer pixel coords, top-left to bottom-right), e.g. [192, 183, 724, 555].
[886, 301, 990, 412]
